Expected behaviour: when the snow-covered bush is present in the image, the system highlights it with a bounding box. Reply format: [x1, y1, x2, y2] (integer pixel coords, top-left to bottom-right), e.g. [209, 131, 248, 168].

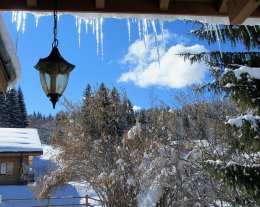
[36, 84, 237, 206]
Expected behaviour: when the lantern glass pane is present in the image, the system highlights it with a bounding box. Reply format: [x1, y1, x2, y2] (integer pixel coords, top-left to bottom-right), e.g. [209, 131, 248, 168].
[56, 73, 69, 94]
[40, 71, 51, 95]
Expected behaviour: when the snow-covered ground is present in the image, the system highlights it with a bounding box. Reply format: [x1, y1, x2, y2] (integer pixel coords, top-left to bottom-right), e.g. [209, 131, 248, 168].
[0, 145, 101, 207]
[0, 184, 82, 207]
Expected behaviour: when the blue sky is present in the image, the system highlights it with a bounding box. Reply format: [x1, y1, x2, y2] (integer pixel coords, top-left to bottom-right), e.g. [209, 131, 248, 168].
[3, 12, 227, 115]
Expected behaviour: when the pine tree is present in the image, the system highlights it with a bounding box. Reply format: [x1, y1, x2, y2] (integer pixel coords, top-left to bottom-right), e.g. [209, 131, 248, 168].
[182, 23, 260, 204]
[81, 83, 136, 142]
[121, 95, 135, 132]
[6, 89, 20, 127]
[0, 95, 8, 127]
[83, 84, 92, 101]
[188, 24, 259, 51]
[82, 84, 92, 119]
[81, 84, 101, 140]
[17, 86, 29, 127]
[96, 83, 111, 107]
[110, 87, 123, 137]
[95, 83, 112, 137]
[137, 109, 149, 126]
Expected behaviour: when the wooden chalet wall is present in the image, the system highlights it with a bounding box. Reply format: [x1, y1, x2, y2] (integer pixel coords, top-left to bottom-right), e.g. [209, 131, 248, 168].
[0, 154, 29, 185]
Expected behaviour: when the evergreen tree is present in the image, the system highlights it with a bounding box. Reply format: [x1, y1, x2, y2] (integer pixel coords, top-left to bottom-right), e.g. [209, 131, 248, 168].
[28, 111, 56, 143]
[110, 87, 123, 136]
[0, 95, 8, 127]
[137, 109, 149, 126]
[96, 83, 111, 108]
[95, 83, 112, 137]
[0, 87, 28, 128]
[81, 83, 136, 142]
[6, 89, 20, 127]
[83, 84, 92, 99]
[82, 84, 92, 119]
[182, 23, 260, 205]
[182, 114, 190, 129]
[121, 95, 135, 131]
[17, 86, 29, 127]
[188, 24, 259, 51]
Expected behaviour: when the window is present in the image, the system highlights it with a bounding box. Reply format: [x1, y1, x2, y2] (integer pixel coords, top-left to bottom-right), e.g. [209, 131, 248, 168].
[0, 163, 7, 174]
[7, 162, 14, 175]
[0, 162, 13, 175]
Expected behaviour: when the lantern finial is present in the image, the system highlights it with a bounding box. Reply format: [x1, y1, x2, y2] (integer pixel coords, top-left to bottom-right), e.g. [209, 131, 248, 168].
[49, 93, 60, 109]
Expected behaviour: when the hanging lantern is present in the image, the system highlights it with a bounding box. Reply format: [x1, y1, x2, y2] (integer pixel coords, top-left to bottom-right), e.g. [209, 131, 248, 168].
[34, 0, 75, 109]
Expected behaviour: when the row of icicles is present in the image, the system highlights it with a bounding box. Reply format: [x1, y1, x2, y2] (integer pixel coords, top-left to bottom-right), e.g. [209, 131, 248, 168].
[11, 11, 171, 61]
[11, 11, 229, 62]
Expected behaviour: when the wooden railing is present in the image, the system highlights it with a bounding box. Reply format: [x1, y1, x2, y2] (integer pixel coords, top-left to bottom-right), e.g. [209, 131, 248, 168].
[0, 195, 101, 207]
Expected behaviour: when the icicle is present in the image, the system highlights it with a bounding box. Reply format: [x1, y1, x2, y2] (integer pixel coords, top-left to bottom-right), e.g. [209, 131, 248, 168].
[16, 12, 22, 32]
[213, 25, 223, 58]
[35, 15, 39, 28]
[84, 19, 89, 35]
[57, 14, 60, 22]
[95, 18, 99, 56]
[77, 18, 82, 47]
[216, 25, 224, 42]
[75, 16, 78, 28]
[12, 12, 17, 24]
[143, 19, 148, 37]
[21, 12, 27, 33]
[138, 19, 142, 40]
[159, 20, 165, 37]
[253, 25, 258, 32]
[147, 19, 151, 29]
[100, 18, 104, 61]
[142, 18, 148, 47]
[205, 23, 211, 42]
[91, 19, 95, 35]
[127, 18, 131, 43]
[151, 20, 160, 67]
[244, 25, 252, 40]
[208, 24, 214, 43]
[151, 20, 159, 40]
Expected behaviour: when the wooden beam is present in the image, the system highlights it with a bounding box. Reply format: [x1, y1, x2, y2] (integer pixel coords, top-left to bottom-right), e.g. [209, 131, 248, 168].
[0, 0, 259, 20]
[96, 0, 105, 9]
[218, 0, 228, 13]
[160, 0, 170, 11]
[228, 0, 260, 24]
[26, 0, 37, 8]
[0, 59, 8, 95]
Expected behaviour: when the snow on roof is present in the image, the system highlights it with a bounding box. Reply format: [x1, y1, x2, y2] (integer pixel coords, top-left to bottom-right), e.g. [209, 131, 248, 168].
[0, 128, 43, 153]
[0, 14, 21, 90]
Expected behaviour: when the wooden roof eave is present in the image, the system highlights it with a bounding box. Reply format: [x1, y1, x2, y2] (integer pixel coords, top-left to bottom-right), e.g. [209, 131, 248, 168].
[0, 58, 8, 95]
[0, 0, 259, 24]
[0, 151, 44, 156]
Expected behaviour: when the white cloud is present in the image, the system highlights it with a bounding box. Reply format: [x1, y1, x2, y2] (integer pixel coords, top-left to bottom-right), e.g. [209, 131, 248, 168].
[118, 33, 208, 88]
[133, 105, 142, 111]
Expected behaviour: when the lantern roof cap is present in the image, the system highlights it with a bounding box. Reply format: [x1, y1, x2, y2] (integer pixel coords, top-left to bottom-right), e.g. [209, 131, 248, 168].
[34, 46, 75, 74]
